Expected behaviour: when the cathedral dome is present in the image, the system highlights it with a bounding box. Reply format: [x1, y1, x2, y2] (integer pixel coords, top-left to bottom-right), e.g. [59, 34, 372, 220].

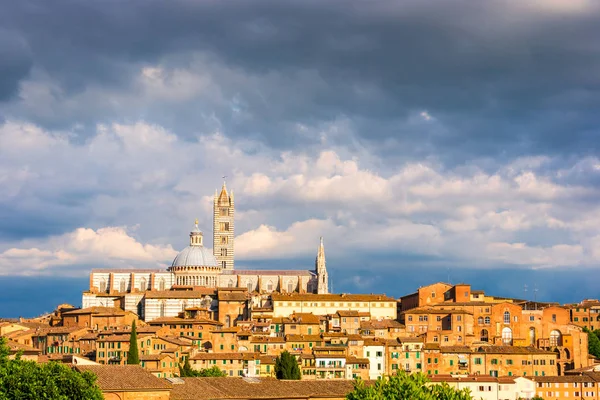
[170, 220, 219, 268]
[171, 245, 218, 268]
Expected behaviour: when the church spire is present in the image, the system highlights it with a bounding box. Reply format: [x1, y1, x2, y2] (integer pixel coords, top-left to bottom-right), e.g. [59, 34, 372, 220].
[214, 179, 235, 270]
[315, 236, 329, 294]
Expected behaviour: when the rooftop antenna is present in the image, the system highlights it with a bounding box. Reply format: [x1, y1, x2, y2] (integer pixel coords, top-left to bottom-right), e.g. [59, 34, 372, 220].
[523, 284, 528, 310]
[534, 284, 538, 310]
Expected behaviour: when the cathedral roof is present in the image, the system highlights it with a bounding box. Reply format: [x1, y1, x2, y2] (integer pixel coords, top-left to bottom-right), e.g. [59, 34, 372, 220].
[171, 245, 218, 268]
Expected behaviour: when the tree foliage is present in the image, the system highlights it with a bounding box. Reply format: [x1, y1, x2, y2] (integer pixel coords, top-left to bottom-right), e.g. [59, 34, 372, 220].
[179, 359, 227, 377]
[584, 327, 600, 359]
[127, 320, 140, 365]
[274, 350, 301, 380]
[346, 371, 472, 400]
[0, 337, 103, 400]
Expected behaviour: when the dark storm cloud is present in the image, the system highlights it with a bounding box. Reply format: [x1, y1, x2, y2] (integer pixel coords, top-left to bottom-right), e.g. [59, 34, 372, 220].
[2, 0, 600, 160]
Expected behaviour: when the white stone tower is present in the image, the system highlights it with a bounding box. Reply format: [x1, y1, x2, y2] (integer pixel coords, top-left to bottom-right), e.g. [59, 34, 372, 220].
[315, 236, 329, 294]
[213, 181, 234, 270]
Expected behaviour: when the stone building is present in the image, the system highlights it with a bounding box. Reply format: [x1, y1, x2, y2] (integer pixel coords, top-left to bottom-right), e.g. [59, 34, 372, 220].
[82, 182, 329, 321]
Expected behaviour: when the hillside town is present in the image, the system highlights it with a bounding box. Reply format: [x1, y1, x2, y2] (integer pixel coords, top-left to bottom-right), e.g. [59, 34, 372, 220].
[2, 183, 600, 399]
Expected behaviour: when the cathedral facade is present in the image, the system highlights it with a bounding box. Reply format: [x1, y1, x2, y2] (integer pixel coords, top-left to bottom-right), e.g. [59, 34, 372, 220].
[82, 182, 329, 319]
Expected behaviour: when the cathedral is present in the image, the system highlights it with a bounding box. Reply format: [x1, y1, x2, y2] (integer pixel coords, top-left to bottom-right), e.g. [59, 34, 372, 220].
[82, 182, 329, 318]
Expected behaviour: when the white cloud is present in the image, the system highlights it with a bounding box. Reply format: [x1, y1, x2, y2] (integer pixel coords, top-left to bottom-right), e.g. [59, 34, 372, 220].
[0, 226, 177, 276]
[1, 120, 600, 274]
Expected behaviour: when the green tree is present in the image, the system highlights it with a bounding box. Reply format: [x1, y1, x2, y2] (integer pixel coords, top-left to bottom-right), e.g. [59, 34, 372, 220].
[127, 320, 140, 364]
[179, 360, 227, 377]
[0, 337, 103, 399]
[584, 327, 600, 359]
[274, 350, 301, 380]
[346, 371, 472, 400]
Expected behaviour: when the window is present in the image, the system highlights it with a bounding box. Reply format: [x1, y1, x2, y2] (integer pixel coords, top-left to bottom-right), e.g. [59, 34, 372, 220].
[550, 330, 562, 346]
[287, 282, 294, 293]
[457, 315, 462, 322]
[221, 236, 228, 244]
[221, 261, 227, 269]
[221, 248, 228, 257]
[480, 329, 489, 342]
[267, 281, 274, 292]
[477, 317, 483, 324]
[431, 292, 436, 298]
[139, 278, 147, 291]
[408, 316, 413, 322]
[220, 208, 228, 216]
[504, 311, 510, 324]
[552, 314, 557, 323]
[484, 316, 490, 325]
[119, 279, 127, 293]
[529, 315, 535, 322]
[158, 278, 165, 291]
[219, 222, 230, 231]
[99, 279, 107, 293]
[502, 327, 513, 345]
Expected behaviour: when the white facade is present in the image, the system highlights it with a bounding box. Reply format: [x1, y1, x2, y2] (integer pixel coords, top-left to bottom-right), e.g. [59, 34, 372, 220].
[364, 344, 386, 380]
[142, 294, 215, 321]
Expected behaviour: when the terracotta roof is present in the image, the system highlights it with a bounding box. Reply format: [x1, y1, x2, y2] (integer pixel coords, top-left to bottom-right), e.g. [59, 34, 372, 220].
[140, 353, 173, 361]
[218, 291, 248, 301]
[272, 293, 396, 302]
[336, 310, 360, 317]
[285, 334, 322, 342]
[75, 365, 172, 390]
[6, 340, 41, 354]
[531, 375, 597, 383]
[172, 376, 362, 400]
[145, 290, 215, 299]
[190, 352, 254, 361]
[346, 356, 370, 364]
[250, 336, 285, 343]
[159, 336, 194, 346]
[473, 345, 556, 355]
[283, 313, 320, 325]
[360, 319, 405, 329]
[212, 327, 240, 334]
[148, 317, 222, 326]
[438, 346, 472, 353]
[62, 306, 127, 316]
[97, 334, 131, 342]
[222, 270, 315, 276]
[429, 375, 499, 383]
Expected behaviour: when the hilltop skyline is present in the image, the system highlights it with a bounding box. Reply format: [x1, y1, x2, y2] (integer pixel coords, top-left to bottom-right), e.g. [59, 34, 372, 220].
[2, 0, 600, 314]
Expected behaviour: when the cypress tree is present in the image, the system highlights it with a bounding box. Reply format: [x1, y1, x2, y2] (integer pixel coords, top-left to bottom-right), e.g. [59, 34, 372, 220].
[127, 320, 140, 364]
[274, 350, 301, 380]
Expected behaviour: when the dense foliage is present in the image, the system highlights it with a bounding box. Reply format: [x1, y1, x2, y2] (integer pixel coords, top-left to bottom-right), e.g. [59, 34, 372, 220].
[127, 320, 140, 364]
[584, 327, 600, 359]
[0, 337, 103, 400]
[274, 350, 301, 380]
[346, 371, 473, 400]
[179, 359, 227, 377]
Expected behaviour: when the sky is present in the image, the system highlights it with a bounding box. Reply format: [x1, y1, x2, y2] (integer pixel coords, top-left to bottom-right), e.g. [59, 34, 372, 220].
[1, 0, 600, 317]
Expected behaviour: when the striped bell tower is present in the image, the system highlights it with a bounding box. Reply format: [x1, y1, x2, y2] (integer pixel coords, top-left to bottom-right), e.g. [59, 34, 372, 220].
[213, 181, 234, 270]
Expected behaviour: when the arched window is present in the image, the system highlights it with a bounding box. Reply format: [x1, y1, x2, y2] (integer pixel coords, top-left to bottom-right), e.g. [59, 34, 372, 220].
[457, 335, 462, 342]
[267, 281, 273, 292]
[477, 316, 483, 324]
[228, 280, 234, 288]
[484, 316, 490, 325]
[502, 327, 513, 345]
[119, 279, 127, 293]
[480, 329, 489, 342]
[247, 282, 253, 292]
[503, 311, 510, 324]
[99, 279, 107, 293]
[564, 348, 570, 359]
[160, 302, 166, 318]
[182, 301, 187, 312]
[287, 281, 294, 293]
[550, 330, 562, 347]
[225, 315, 231, 328]
[139, 278, 147, 292]
[159, 278, 165, 291]
[529, 327, 536, 346]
